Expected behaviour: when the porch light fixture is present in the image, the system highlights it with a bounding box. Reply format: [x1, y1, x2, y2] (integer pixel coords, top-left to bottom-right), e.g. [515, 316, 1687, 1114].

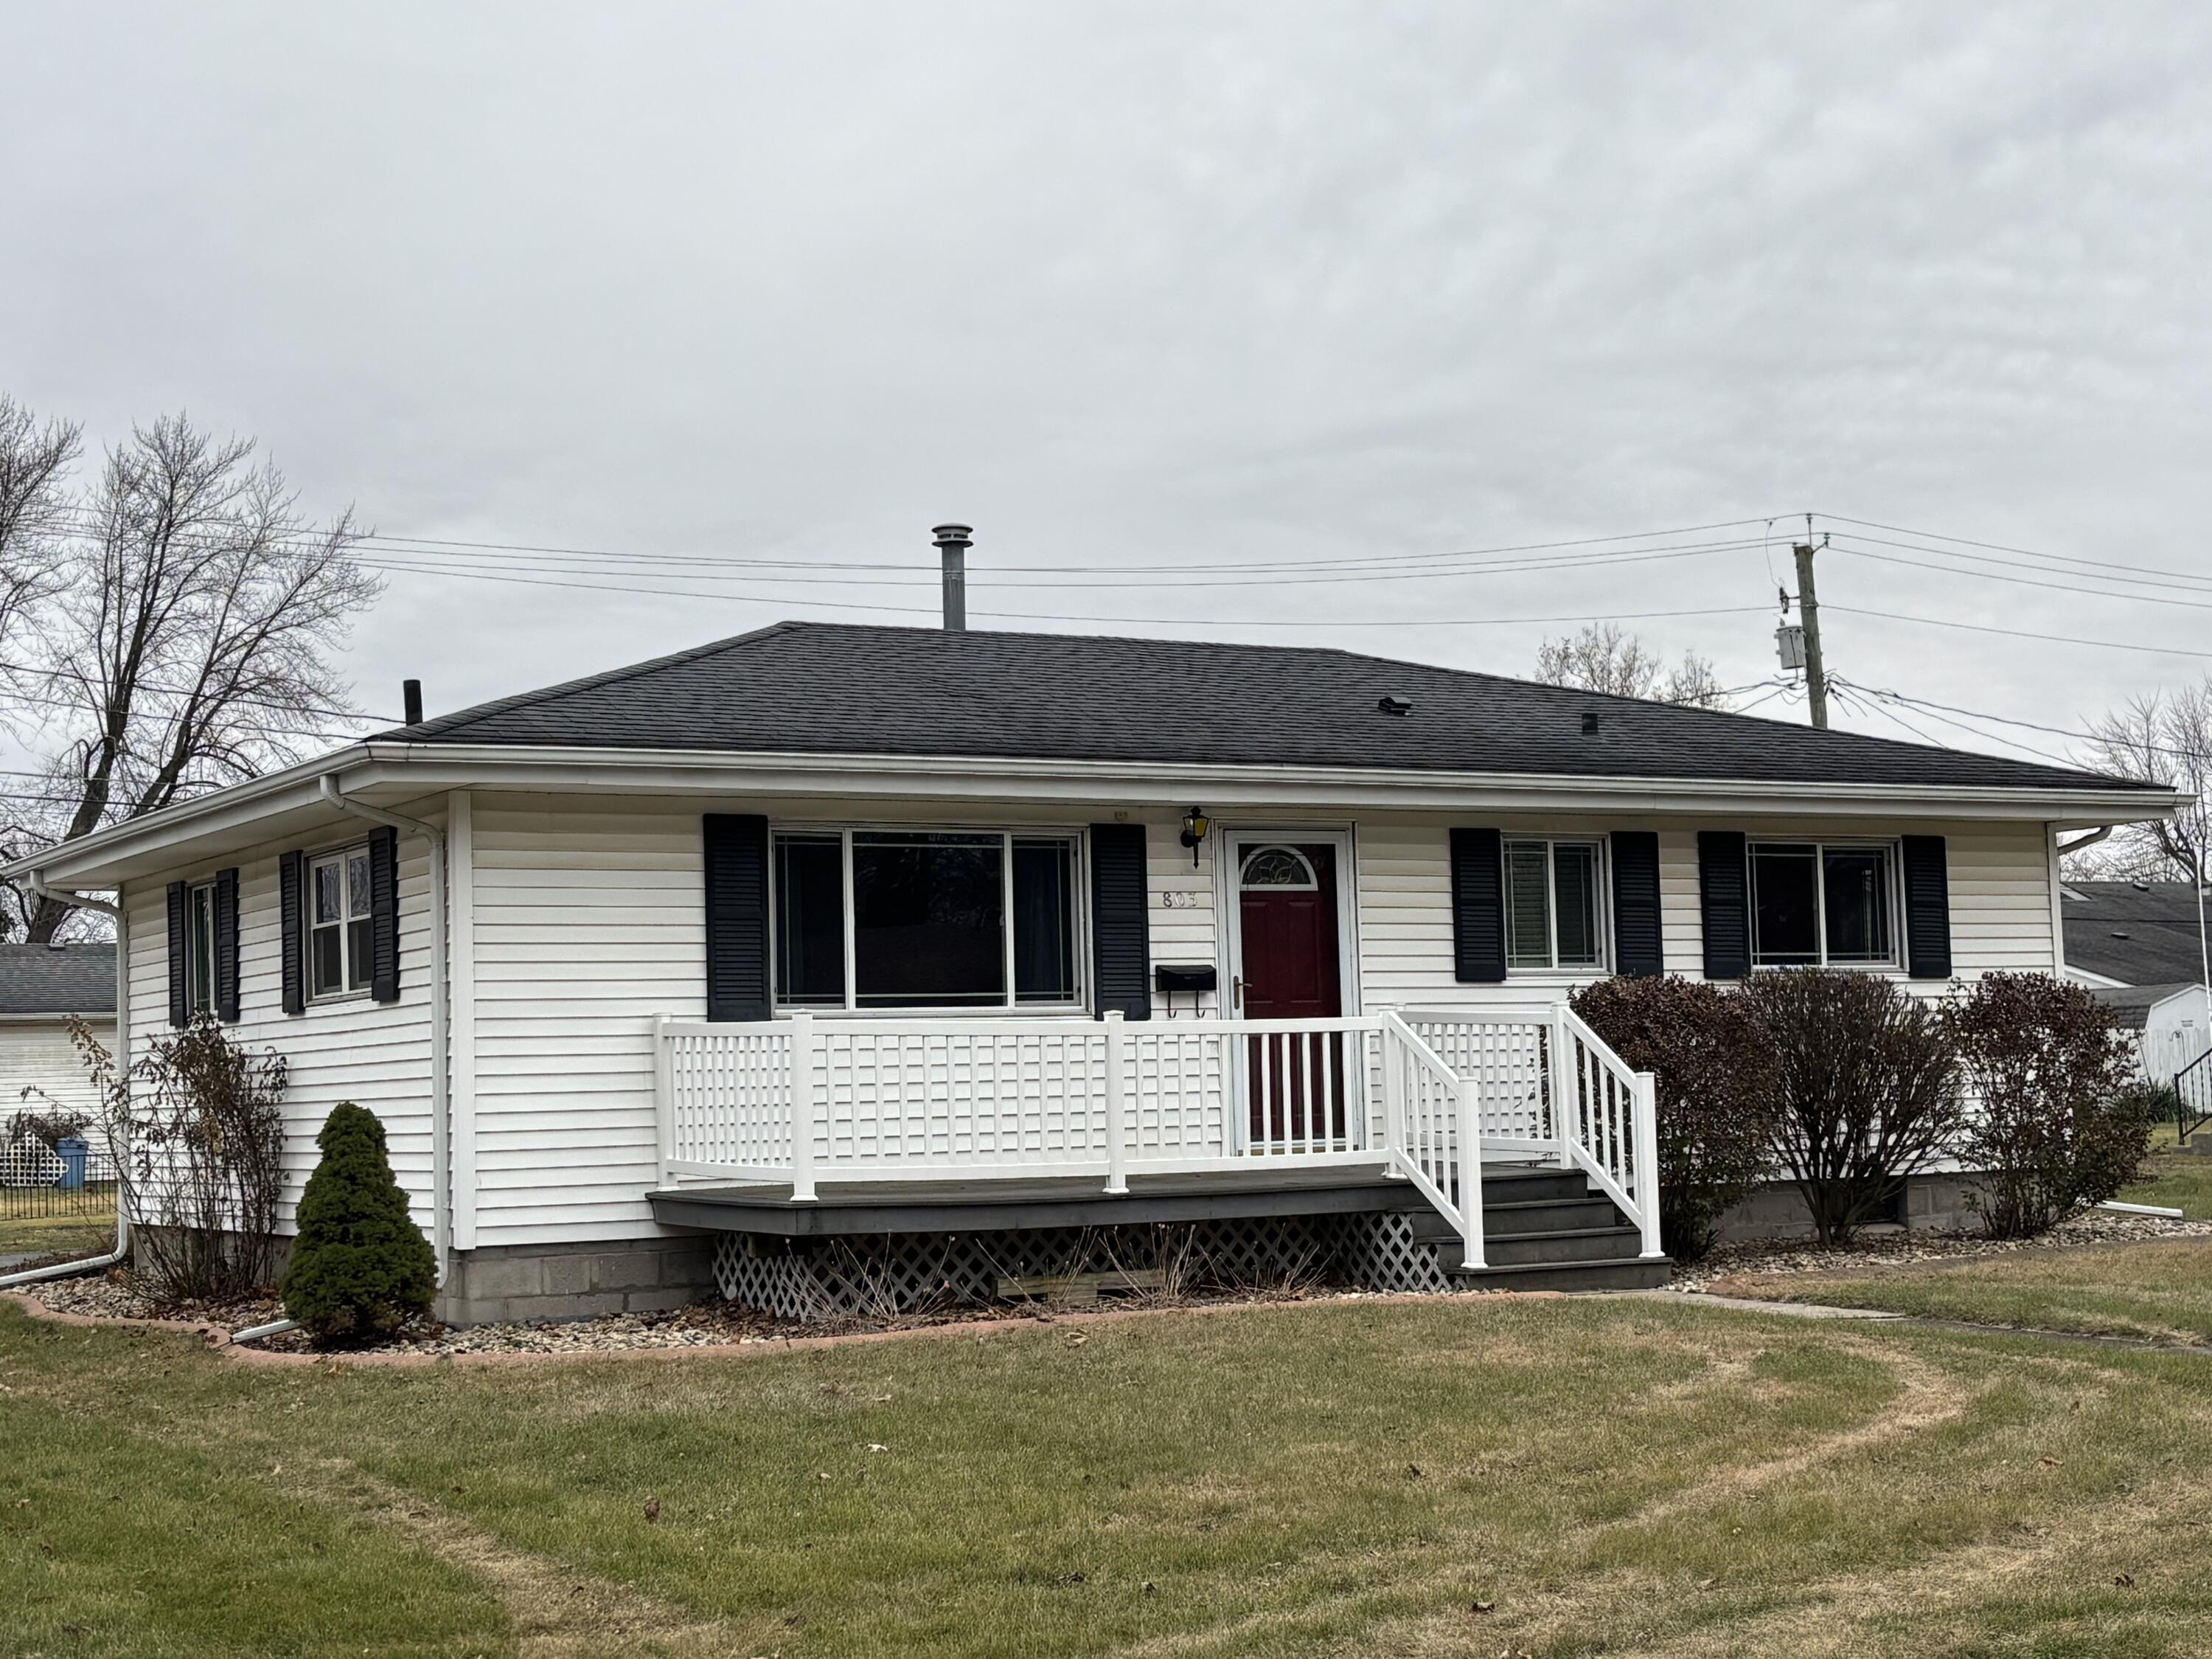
[1180, 806, 1211, 867]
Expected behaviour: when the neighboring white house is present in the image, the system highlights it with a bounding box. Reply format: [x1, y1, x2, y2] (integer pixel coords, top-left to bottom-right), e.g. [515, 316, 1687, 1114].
[4, 603, 2183, 1322]
[2060, 880, 2212, 1085]
[0, 943, 116, 1125]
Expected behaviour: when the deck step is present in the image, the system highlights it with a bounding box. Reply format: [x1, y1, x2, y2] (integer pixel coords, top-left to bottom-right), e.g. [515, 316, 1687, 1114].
[1470, 1169, 1596, 1204]
[1478, 1225, 1646, 1267]
[1475, 1197, 1624, 1236]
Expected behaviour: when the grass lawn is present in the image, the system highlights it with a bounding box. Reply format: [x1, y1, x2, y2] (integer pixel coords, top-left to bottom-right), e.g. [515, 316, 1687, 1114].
[2121, 1134, 2212, 1220]
[0, 1203, 114, 1259]
[5, 1295, 2212, 1656]
[1719, 1239, 2212, 1349]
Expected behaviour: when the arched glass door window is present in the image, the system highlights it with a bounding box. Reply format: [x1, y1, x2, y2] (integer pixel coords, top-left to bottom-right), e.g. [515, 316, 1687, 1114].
[1239, 846, 1319, 891]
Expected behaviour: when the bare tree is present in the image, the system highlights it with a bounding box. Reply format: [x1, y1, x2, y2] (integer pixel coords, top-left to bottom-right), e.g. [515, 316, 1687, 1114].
[0, 403, 382, 941]
[2078, 682, 2212, 885]
[0, 395, 80, 660]
[1534, 622, 1731, 709]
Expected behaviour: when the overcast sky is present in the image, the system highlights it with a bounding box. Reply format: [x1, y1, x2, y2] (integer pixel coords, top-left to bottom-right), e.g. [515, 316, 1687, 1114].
[7, 3, 2211, 764]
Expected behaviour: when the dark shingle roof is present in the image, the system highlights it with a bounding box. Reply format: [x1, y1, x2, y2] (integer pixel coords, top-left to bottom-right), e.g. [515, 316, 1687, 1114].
[386, 622, 2157, 793]
[2085, 981, 2200, 1030]
[0, 944, 115, 1015]
[2063, 882, 2209, 986]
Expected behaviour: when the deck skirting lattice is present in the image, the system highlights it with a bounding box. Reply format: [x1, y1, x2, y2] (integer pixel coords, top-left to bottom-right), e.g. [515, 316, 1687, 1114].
[710, 1211, 1453, 1321]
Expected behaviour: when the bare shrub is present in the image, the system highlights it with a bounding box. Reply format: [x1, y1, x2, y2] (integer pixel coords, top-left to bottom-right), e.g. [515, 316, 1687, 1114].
[63, 1012, 287, 1299]
[1950, 973, 2148, 1237]
[1571, 975, 1781, 1262]
[1737, 969, 1961, 1246]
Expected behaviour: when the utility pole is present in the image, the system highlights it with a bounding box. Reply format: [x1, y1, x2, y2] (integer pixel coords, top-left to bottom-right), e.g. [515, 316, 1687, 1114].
[1792, 538, 1829, 730]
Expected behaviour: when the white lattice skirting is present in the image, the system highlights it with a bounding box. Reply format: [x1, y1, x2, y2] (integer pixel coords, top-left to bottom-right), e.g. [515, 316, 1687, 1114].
[712, 1210, 1455, 1321]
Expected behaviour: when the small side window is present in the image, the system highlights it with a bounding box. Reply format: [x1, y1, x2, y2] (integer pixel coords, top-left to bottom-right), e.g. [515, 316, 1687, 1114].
[185, 883, 217, 1016]
[307, 845, 374, 997]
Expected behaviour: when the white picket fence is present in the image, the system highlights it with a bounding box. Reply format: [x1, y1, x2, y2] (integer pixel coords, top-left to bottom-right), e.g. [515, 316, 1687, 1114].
[656, 1004, 1662, 1266]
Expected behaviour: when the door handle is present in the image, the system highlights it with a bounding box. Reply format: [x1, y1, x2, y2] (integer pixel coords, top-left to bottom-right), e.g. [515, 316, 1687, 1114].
[1232, 975, 1242, 1009]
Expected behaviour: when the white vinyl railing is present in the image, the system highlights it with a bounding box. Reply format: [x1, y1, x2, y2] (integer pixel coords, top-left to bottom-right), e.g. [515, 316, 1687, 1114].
[1404, 1005, 1663, 1261]
[657, 1001, 1660, 1267]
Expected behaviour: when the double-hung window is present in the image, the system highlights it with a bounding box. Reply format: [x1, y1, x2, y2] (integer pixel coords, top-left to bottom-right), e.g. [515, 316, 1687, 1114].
[1750, 841, 1897, 967]
[1502, 838, 1605, 972]
[772, 829, 1083, 1010]
[184, 882, 218, 1017]
[307, 844, 375, 998]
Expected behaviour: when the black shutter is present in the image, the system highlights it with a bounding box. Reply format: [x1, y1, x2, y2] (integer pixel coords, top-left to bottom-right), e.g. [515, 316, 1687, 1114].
[279, 850, 305, 1015]
[213, 867, 241, 1023]
[1449, 828, 1506, 984]
[1697, 831, 1751, 981]
[368, 825, 400, 1004]
[703, 813, 771, 1021]
[1609, 831, 1663, 978]
[1088, 823, 1151, 1020]
[165, 880, 189, 1027]
[1901, 834, 1952, 979]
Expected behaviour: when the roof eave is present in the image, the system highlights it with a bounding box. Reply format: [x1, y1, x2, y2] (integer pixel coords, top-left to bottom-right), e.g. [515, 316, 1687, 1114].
[7, 740, 2183, 888]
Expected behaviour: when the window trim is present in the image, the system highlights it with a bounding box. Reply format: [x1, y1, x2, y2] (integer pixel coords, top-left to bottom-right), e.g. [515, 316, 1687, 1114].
[1747, 837, 1903, 971]
[768, 824, 1091, 1015]
[1500, 835, 1610, 976]
[302, 838, 376, 1004]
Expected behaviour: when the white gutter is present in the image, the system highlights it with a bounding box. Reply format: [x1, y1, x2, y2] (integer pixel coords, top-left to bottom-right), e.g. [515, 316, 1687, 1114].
[0, 874, 131, 1290]
[6, 742, 2188, 887]
[319, 776, 451, 1289]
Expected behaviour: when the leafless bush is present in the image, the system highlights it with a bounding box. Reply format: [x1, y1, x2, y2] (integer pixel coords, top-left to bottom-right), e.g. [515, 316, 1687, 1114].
[1950, 973, 2147, 1238]
[63, 1012, 287, 1298]
[1737, 969, 1962, 1246]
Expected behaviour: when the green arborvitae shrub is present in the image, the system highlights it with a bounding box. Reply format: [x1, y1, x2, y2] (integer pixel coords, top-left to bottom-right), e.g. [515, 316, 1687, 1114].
[280, 1102, 436, 1346]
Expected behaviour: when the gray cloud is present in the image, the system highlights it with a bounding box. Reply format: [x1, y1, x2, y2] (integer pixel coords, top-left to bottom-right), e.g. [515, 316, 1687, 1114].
[5, 2, 2208, 754]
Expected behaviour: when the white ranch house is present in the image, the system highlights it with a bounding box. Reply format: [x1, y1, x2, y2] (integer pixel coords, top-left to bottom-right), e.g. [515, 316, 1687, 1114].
[7, 616, 2178, 1321]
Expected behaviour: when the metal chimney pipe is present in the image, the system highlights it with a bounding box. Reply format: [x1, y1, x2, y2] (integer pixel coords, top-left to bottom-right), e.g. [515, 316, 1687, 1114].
[403, 678, 423, 726]
[933, 524, 972, 632]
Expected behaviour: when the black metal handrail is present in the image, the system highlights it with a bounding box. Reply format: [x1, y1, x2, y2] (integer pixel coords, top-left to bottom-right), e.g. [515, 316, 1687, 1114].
[2174, 1047, 2212, 1146]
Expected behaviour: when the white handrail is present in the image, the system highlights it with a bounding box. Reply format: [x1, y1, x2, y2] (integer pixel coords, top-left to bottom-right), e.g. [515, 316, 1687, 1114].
[1380, 1012, 1485, 1269]
[1554, 1006, 1664, 1259]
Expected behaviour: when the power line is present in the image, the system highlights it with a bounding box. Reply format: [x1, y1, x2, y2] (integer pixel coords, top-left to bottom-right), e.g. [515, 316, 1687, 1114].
[1826, 540, 2212, 614]
[1823, 605, 2212, 663]
[42, 506, 1785, 578]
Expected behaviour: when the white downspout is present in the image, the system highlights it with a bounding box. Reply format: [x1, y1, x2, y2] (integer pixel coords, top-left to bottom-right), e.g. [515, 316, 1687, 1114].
[319, 776, 451, 1288]
[1, 873, 131, 1290]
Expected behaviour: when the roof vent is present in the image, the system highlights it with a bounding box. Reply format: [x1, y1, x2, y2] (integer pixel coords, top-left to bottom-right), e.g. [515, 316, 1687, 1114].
[1581, 710, 1600, 735]
[403, 678, 423, 726]
[933, 524, 972, 633]
[1377, 696, 1412, 717]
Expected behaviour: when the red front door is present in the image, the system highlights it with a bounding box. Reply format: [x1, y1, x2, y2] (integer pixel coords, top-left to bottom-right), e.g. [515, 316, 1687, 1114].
[1236, 843, 1346, 1146]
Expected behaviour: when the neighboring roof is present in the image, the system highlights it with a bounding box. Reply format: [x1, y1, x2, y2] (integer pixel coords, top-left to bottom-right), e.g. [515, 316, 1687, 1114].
[2062, 881, 2208, 987]
[385, 622, 2160, 794]
[2086, 981, 2200, 1031]
[0, 944, 116, 1015]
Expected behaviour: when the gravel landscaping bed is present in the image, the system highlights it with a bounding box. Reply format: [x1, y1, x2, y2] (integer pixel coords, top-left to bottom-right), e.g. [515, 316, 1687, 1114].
[1671, 1208, 2212, 1294]
[19, 1265, 1385, 1354]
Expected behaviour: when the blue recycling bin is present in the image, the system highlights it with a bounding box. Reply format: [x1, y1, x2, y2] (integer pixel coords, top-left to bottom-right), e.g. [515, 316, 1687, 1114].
[53, 1136, 88, 1191]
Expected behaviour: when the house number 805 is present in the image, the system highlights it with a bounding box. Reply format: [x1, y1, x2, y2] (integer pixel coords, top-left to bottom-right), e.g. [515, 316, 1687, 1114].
[1160, 891, 1203, 909]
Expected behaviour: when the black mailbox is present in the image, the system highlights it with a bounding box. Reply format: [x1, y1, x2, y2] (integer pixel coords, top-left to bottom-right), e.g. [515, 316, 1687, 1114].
[1153, 964, 1218, 994]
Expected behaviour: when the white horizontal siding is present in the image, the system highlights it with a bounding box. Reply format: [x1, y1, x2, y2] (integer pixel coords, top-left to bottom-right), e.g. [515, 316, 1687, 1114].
[0, 1019, 116, 1125]
[124, 823, 439, 1234]
[468, 797, 703, 1246]
[110, 790, 2068, 1262]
